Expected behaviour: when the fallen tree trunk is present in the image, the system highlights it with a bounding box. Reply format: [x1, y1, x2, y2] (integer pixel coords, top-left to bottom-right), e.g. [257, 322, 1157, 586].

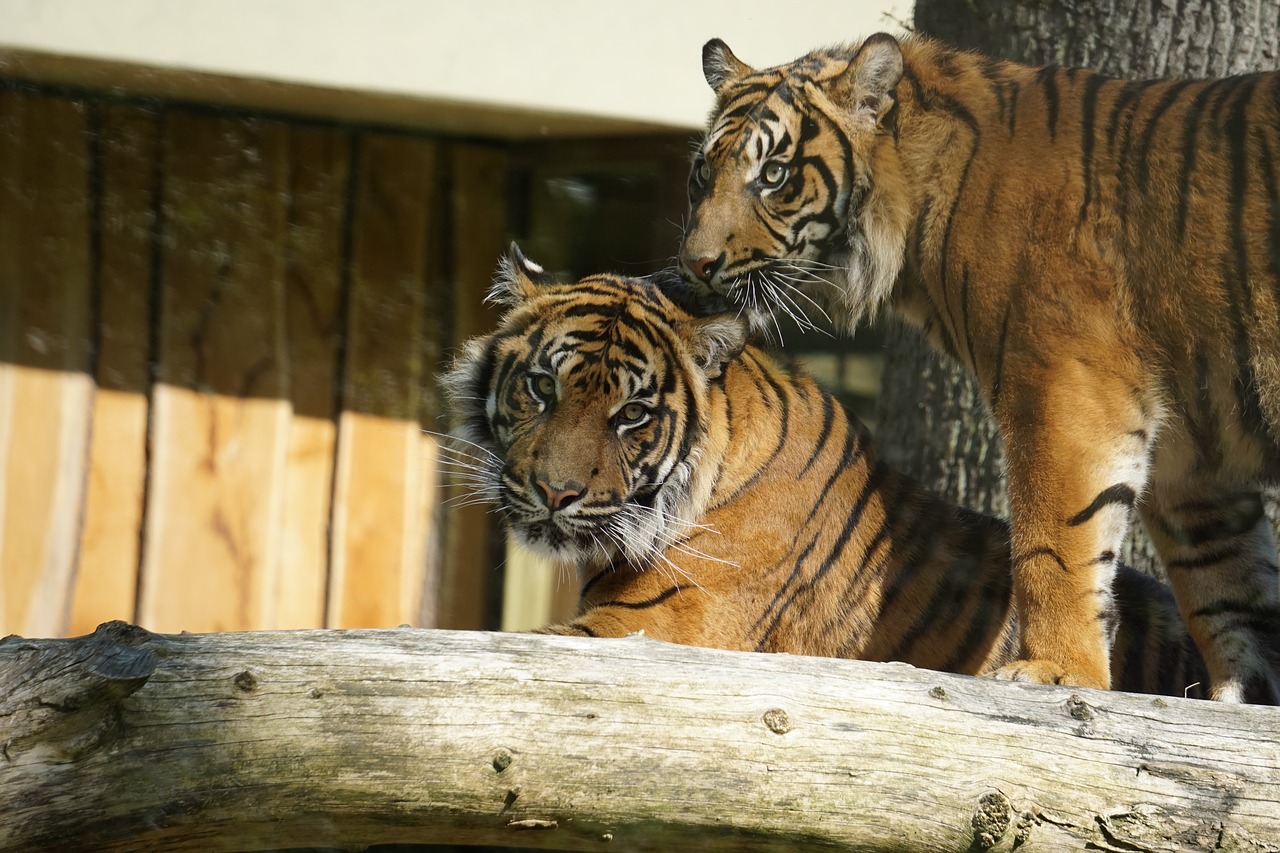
[1, 623, 1277, 852]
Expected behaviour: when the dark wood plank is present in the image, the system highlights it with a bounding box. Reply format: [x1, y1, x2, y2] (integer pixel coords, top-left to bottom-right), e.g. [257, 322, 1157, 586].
[437, 142, 509, 630]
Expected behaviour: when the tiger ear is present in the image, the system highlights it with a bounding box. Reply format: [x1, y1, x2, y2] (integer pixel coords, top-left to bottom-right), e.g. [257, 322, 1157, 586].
[835, 32, 904, 128]
[703, 38, 754, 95]
[488, 242, 554, 307]
[685, 313, 748, 379]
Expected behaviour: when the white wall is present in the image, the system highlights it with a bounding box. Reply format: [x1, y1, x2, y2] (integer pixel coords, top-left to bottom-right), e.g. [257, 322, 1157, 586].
[0, 0, 910, 131]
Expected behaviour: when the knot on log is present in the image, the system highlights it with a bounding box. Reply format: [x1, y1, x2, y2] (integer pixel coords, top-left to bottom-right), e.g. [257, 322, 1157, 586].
[0, 621, 160, 763]
[1066, 694, 1095, 722]
[971, 791, 1013, 849]
[762, 708, 792, 735]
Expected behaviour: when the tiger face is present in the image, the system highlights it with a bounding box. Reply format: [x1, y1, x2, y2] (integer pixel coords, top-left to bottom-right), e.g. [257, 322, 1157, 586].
[443, 246, 746, 566]
[681, 36, 913, 335]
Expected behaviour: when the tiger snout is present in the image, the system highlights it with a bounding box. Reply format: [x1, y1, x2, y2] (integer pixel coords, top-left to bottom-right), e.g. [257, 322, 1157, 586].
[682, 253, 726, 287]
[534, 477, 585, 512]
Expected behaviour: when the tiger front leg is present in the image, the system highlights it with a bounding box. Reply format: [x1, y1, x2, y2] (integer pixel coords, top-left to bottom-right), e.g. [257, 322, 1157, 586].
[990, 363, 1154, 691]
[534, 609, 654, 639]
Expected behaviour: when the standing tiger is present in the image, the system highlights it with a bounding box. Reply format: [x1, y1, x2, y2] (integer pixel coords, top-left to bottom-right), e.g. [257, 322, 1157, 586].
[443, 247, 1206, 697]
[678, 34, 1280, 703]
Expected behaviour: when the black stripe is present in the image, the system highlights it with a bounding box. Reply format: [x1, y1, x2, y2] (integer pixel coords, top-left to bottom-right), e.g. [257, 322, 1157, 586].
[1260, 131, 1280, 313]
[932, 97, 981, 361]
[959, 265, 978, 373]
[989, 302, 1013, 411]
[1136, 79, 1195, 195]
[1191, 598, 1280, 624]
[595, 585, 682, 610]
[1037, 66, 1060, 139]
[1067, 484, 1137, 527]
[1222, 76, 1267, 437]
[798, 391, 837, 477]
[579, 567, 612, 600]
[940, 520, 1013, 672]
[755, 459, 890, 650]
[1014, 547, 1069, 573]
[1006, 80, 1020, 135]
[1174, 80, 1225, 240]
[1166, 543, 1247, 571]
[1161, 496, 1265, 547]
[752, 532, 824, 645]
[1104, 80, 1142, 154]
[1078, 74, 1106, 227]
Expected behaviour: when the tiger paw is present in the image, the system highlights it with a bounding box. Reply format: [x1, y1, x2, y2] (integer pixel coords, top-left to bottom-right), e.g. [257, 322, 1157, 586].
[990, 659, 1108, 689]
[1210, 665, 1280, 705]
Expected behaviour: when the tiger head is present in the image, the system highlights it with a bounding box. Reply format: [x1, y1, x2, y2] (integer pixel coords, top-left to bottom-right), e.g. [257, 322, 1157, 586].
[680, 34, 913, 334]
[443, 246, 747, 566]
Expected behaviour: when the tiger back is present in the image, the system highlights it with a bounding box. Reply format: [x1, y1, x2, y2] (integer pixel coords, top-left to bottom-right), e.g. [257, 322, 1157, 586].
[678, 33, 1280, 703]
[444, 248, 1206, 697]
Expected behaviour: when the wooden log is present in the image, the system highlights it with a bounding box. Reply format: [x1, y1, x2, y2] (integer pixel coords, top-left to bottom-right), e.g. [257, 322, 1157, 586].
[1, 624, 1277, 852]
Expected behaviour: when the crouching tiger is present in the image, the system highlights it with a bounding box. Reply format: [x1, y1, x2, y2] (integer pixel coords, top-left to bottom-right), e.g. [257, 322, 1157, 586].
[443, 247, 1206, 697]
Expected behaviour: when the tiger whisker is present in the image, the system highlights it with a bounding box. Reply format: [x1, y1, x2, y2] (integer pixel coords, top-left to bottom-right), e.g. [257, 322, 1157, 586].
[766, 274, 835, 333]
[424, 429, 505, 464]
[754, 273, 818, 339]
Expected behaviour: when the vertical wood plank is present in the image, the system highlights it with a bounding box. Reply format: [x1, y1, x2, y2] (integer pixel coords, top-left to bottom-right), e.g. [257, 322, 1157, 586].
[139, 111, 290, 633]
[0, 91, 93, 638]
[68, 105, 159, 636]
[0, 91, 19, 632]
[328, 132, 434, 629]
[438, 143, 508, 630]
[275, 125, 349, 628]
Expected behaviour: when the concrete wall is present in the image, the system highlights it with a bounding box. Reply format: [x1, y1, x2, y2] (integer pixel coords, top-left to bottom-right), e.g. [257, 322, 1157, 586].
[0, 0, 909, 134]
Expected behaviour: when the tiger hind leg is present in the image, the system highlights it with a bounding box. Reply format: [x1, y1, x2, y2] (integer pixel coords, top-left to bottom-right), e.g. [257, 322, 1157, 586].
[1140, 483, 1280, 705]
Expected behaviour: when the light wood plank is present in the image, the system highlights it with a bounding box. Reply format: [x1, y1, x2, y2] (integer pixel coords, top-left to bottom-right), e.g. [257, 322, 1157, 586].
[328, 133, 435, 629]
[139, 111, 290, 633]
[69, 105, 159, 636]
[275, 125, 349, 628]
[0, 92, 94, 637]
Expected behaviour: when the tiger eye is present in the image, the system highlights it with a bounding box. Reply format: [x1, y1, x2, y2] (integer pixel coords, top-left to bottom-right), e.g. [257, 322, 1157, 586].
[534, 375, 556, 399]
[761, 161, 788, 187]
[619, 402, 648, 425]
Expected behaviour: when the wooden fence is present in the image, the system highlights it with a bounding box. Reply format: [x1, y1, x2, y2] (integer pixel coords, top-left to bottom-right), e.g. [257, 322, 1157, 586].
[0, 84, 526, 638]
[0, 79, 878, 641]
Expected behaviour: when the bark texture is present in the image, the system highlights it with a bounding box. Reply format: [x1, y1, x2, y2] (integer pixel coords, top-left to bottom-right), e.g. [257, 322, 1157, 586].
[876, 0, 1280, 575]
[2, 622, 1279, 853]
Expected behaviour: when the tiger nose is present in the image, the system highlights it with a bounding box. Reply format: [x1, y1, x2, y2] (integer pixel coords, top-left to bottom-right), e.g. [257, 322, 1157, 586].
[535, 478, 584, 511]
[683, 254, 723, 283]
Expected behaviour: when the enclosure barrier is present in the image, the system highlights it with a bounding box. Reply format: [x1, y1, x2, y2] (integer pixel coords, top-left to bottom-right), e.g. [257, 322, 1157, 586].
[2, 623, 1277, 852]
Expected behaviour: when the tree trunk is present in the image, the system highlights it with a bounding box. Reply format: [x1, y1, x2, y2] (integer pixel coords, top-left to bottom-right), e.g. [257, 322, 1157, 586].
[877, 0, 1280, 577]
[3, 622, 1279, 853]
